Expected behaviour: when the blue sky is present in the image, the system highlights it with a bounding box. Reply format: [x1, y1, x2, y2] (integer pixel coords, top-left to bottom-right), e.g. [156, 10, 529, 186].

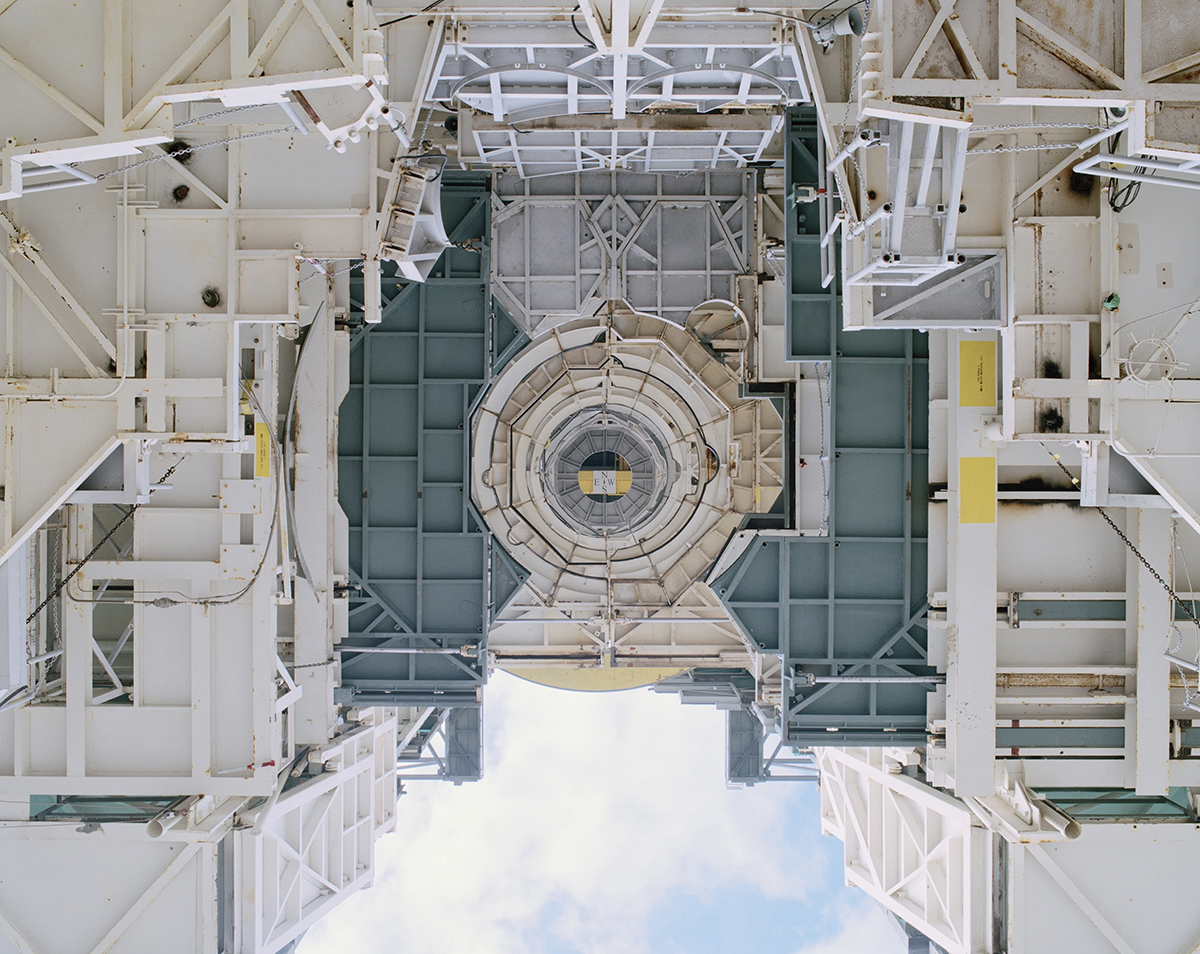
[300, 672, 905, 954]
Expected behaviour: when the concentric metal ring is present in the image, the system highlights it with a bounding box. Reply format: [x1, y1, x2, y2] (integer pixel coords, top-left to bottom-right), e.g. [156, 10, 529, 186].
[541, 408, 671, 535]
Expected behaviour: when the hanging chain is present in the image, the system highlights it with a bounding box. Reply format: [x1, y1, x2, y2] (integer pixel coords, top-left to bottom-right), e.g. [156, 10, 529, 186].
[174, 103, 265, 127]
[299, 259, 365, 285]
[25, 457, 188, 625]
[1041, 443, 1200, 628]
[94, 129, 289, 180]
[415, 107, 435, 149]
[968, 141, 1094, 156]
[49, 528, 60, 644]
[970, 122, 1106, 133]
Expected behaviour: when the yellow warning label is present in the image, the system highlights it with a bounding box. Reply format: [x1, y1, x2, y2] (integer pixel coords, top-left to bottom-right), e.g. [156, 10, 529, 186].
[960, 456, 996, 524]
[959, 340, 996, 407]
[255, 423, 271, 478]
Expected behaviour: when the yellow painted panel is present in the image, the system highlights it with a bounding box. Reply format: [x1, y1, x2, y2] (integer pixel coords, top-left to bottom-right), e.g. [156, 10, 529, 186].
[255, 423, 271, 478]
[578, 455, 633, 497]
[959, 340, 996, 407]
[504, 665, 689, 692]
[960, 456, 996, 524]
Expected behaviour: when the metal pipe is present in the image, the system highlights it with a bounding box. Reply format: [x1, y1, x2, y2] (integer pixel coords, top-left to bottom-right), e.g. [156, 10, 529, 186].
[145, 811, 186, 838]
[21, 177, 90, 194]
[820, 211, 843, 249]
[278, 99, 309, 135]
[0, 687, 31, 714]
[1074, 153, 1200, 192]
[27, 649, 63, 665]
[849, 202, 891, 237]
[811, 674, 945, 684]
[826, 129, 875, 171]
[336, 645, 478, 655]
[247, 748, 309, 836]
[1037, 801, 1082, 839]
[844, 257, 886, 285]
[1165, 652, 1199, 673]
[51, 163, 98, 184]
[1086, 167, 1200, 191]
[1078, 152, 1200, 176]
[1074, 118, 1130, 152]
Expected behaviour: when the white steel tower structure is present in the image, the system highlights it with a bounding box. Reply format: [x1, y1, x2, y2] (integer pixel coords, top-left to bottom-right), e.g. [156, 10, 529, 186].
[2, 2, 1200, 952]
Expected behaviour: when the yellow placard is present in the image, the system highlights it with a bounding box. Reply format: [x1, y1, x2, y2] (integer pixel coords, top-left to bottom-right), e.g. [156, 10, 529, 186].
[255, 423, 271, 478]
[959, 457, 996, 524]
[959, 340, 996, 407]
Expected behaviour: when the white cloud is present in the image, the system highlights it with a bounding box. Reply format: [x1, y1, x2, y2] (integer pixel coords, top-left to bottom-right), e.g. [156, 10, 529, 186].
[793, 900, 907, 954]
[300, 673, 884, 954]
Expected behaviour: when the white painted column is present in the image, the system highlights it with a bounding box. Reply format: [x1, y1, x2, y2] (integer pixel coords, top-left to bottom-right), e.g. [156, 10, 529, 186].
[293, 299, 338, 745]
[65, 505, 93, 777]
[1131, 508, 1172, 795]
[948, 333, 999, 797]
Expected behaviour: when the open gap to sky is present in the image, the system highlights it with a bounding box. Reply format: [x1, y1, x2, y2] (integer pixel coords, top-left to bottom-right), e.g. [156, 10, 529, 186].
[300, 671, 904, 954]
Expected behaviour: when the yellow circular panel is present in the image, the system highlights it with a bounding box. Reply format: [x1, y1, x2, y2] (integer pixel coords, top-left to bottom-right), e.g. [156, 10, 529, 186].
[503, 665, 690, 692]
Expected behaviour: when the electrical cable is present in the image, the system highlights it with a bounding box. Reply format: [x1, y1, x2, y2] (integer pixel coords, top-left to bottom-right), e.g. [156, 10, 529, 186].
[804, 0, 870, 27]
[403, 151, 450, 180]
[378, 0, 446, 27]
[66, 384, 281, 610]
[0, 688, 31, 715]
[282, 307, 323, 585]
[25, 458, 189, 625]
[571, 8, 598, 50]
[1106, 129, 1148, 213]
[197, 381, 283, 607]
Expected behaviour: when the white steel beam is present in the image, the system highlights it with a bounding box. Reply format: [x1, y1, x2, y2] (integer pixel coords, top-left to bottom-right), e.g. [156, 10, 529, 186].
[1025, 844, 1138, 954]
[0, 896, 39, 954]
[1131, 509, 1172, 795]
[0, 43, 105, 134]
[948, 333, 998, 797]
[87, 843, 202, 954]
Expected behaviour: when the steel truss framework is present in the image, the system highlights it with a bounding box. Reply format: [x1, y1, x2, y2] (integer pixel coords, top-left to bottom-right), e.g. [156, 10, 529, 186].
[818, 747, 987, 954]
[395, 705, 484, 783]
[426, 21, 807, 119]
[873, 0, 1200, 115]
[410, 9, 806, 177]
[0, 0, 392, 201]
[491, 168, 754, 331]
